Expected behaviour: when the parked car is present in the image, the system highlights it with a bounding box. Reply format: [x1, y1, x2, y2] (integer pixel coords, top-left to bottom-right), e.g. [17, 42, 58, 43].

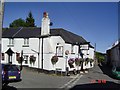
[112, 66, 120, 79]
[2, 64, 22, 85]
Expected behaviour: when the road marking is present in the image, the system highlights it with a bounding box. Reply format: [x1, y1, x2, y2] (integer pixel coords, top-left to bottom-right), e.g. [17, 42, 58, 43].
[67, 74, 83, 88]
[59, 74, 83, 89]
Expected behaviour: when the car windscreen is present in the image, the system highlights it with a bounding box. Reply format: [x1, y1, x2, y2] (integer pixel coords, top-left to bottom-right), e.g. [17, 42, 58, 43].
[4, 65, 19, 71]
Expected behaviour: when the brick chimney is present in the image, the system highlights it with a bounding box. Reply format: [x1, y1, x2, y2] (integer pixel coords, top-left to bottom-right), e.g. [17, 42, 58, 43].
[41, 12, 50, 36]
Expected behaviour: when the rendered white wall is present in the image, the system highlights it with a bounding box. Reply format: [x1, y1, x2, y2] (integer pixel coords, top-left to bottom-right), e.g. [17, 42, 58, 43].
[89, 47, 94, 59]
[2, 36, 95, 71]
[43, 36, 66, 71]
[1, 38, 39, 67]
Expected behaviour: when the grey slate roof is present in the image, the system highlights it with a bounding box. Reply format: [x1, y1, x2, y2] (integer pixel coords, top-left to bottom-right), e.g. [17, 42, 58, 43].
[2, 27, 40, 38]
[2, 27, 94, 48]
[51, 28, 88, 44]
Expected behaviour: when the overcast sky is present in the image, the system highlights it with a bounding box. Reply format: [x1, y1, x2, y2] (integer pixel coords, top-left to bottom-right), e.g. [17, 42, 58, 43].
[3, 2, 118, 53]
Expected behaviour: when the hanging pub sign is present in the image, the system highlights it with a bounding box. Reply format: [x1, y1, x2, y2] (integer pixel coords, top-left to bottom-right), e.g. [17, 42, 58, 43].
[65, 50, 69, 55]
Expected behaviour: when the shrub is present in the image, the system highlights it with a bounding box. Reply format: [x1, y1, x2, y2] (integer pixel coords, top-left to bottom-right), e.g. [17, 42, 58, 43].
[68, 58, 74, 68]
[30, 55, 36, 64]
[51, 56, 58, 65]
[85, 58, 89, 65]
[75, 58, 80, 66]
[17, 57, 24, 64]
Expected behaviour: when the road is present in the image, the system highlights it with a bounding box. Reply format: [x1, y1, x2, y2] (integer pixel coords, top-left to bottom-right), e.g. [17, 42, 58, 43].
[8, 68, 72, 88]
[2, 64, 120, 90]
[66, 64, 120, 89]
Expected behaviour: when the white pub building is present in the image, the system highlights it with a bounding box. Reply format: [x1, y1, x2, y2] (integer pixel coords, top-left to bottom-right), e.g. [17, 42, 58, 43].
[2, 12, 95, 72]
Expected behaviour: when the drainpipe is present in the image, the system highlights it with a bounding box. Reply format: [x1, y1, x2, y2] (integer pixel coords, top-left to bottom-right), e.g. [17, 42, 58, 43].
[79, 43, 84, 71]
[94, 43, 96, 65]
[38, 38, 40, 69]
[41, 37, 43, 69]
[20, 50, 23, 71]
[40, 35, 50, 70]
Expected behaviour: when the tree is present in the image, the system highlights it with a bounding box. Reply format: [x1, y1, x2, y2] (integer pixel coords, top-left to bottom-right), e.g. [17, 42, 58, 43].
[96, 52, 105, 64]
[25, 11, 36, 27]
[9, 18, 26, 27]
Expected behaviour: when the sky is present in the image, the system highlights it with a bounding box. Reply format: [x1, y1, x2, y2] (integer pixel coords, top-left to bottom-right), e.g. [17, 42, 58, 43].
[2, 0, 120, 2]
[3, 2, 118, 53]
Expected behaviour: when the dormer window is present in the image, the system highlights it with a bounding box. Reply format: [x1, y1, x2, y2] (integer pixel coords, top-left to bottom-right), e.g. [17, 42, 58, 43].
[24, 38, 29, 45]
[71, 45, 74, 54]
[8, 38, 14, 47]
[23, 38, 29, 47]
[9, 38, 14, 45]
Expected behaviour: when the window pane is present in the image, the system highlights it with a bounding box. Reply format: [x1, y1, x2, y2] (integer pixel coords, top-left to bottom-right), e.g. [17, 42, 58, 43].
[9, 39, 11, 45]
[56, 46, 63, 57]
[9, 38, 14, 45]
[24, 38, 29, 45]
[24, 55, 28, 64]
[71, 45, 74, 53]
[12, 39, 14, 44]
[27, 39, 29, 45]
[2, 53, 4, 60]
[24, 39, 26, 45]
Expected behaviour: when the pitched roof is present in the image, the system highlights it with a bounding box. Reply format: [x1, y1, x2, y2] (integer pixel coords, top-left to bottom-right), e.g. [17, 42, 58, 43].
[2, 27, 94, 47]
[2, 27, 40, 38]
[50, 28, 88, 44]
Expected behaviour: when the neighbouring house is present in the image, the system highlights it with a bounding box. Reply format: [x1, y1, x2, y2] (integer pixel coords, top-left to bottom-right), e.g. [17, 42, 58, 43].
[106, 41, 120, 67]
[2, 12, 95, 72]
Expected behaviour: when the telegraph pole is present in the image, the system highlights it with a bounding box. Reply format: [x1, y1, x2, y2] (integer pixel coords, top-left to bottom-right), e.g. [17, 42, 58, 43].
[118, 2, 120, 43]
[94, 43, 97, 66]
[0, 0, 4, 89]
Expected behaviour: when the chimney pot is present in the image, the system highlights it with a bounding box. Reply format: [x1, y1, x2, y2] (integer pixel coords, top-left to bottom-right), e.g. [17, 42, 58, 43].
[43, 12, 48, 18]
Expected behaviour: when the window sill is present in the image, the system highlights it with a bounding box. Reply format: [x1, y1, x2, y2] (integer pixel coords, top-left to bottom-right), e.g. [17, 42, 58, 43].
[57, 56, 63, 57]
[81, 49, 89, 50]
[7, 45, 14, 47]
[22, 45, 29, 47]
[71, 53, 75, 54]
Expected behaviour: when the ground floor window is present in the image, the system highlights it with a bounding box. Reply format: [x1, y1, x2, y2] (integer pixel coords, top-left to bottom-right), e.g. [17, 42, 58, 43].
[29, 55, 36, 64]
[24, 55, 28, 64]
